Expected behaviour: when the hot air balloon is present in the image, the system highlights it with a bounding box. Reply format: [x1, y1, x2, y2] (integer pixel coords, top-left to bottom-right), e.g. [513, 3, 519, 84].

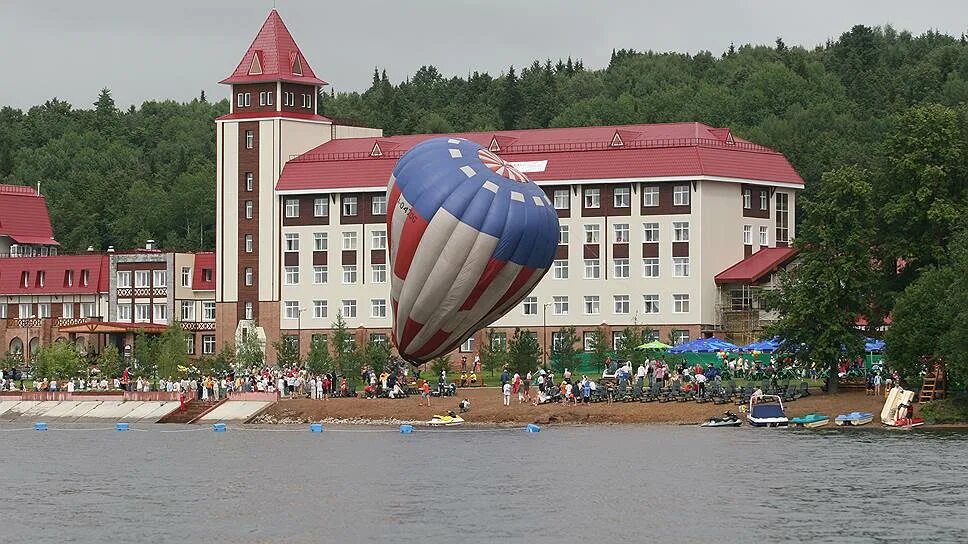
[388, 137, 560, 365]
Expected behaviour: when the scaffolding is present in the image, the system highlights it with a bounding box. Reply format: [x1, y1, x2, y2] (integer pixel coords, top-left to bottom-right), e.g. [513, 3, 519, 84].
[715, 284, 774, 345]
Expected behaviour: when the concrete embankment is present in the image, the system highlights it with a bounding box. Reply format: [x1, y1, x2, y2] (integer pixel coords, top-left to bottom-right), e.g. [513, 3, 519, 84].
[0, 398, 273, 424]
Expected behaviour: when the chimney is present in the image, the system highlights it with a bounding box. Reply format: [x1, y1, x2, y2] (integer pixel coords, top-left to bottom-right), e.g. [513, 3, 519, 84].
[146, 239, 156, 251]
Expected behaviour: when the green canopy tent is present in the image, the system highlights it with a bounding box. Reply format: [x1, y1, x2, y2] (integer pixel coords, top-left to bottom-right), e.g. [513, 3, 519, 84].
[636, 340, 672, 351]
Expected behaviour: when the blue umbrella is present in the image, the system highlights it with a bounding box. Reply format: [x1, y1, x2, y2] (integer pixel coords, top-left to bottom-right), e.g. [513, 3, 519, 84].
[740, 337, 781, 353]
[669, 337, 739, 354]
[864, 338, 885, 352]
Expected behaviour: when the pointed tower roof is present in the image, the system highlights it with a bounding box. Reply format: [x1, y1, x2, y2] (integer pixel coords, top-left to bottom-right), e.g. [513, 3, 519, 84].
[220, 9, 327, 86]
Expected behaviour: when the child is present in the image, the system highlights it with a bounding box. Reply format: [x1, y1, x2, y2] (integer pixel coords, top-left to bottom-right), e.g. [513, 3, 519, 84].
[502, 381, 511, 406]
[873, 373, 882, 396]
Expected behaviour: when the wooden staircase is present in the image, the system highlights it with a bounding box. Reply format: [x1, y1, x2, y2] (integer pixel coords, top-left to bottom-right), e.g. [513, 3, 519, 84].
[157, 399, 226, 424]
[918, 371, 946, 404]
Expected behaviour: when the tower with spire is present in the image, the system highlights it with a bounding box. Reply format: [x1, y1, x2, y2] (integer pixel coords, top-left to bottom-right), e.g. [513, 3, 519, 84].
[214, 9, 381, 356]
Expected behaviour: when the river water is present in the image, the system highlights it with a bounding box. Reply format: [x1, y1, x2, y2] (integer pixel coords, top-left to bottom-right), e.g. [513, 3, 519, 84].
[2, 423, 966, 544]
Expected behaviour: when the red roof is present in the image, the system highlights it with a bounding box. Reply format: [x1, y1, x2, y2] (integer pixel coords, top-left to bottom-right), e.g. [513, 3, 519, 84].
[192, 252, 216, 291]
[220, 9, 326, 86]
[0, 254, 109, 295]
[215, 110, 331, 123]
[714, 247, 798, 285]
[276, 122, 804, 192]
[0, 184, 59, 246]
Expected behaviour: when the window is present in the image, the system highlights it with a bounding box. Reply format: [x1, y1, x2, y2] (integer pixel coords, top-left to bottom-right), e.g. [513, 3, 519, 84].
[371, 230, 387, 250]
[244, 302, 253, 320]
[202, 269, 213, 283]
[584, 224, 600, 244]
[117, 271, 131, 288]
[460, 337, 474, 353]
[372, 264, 387, 283]
[37, 271, 45, 287]
[117, 303, 131, 321]
[613, 258, 629, 278]
[672, 330, 690, 345]
[283, 92, 293, 106]
[245, 201, 253, 219]
[612, 331, 626, 350]
[244, 267, 253, 286]
[153, 270, 167, 288]
[584, 259, 600, 279]
[243, 93, 251, 107]
[237, 93, 244, 107]
[759, 226, 769, 246]
[673, 257, 690, 277]
[552, 295, 568, 315]
[643, 222, 659, 242]
[342, 300, 357, 318]
[558, 225, 569, 245]
[245, 172, 253, 192]
[134, 271, 149, 288]
[19, 303, 31, 317]
[643, 294, 659, 314]
[743, 225, 752, 245]
[0, 305, 5, 319]
[285, 233, 299, 252]
[342, 265, 357, 284]
[38, 303, 51, 318]
[371, 299, 387, 318]
[185, 336, 195, 355]
[245, 234, 254, 253]
[202, 335, 216, 355]
[342, 232, 357, 250]
[372, 195, 387, 215]
[62, 303, 74, 319]
[673, 221, 690, 242]
[583, 332, 596, 352]
[642, 258, 659, 278]
[313, 300, 328, 319]
[776, 192, 790, 243]
[202, 302, 216, 321]
[743, 188, 752, 209]
[552, 259, 569, 279]
[522, 296, 537, 315]
[314, 197, 328, 217]
[613, 187, 631, 208]
[181, 267, 191, 287]
[553, 189, 569, 209]
[489, 332, 507, 350]
[259, 91, 267, 106]
[642, 186, 659, 207]
[313, 266, 328, 284]
[583, 188, 600, 208]
[614, 223, 629, 243]
[245, 130, 254, 149]
[314, 233, 328, 251]
[730, 289, 754, 311]
[614, 295, 630, 314]
[65, 270, 73, 287]
[153, 304, 168, 323]
[584, 295, 600, 315]
[284, 267, 300, 285]
[673, 185, 690, 206]
[81, 270, 89, 286]
[135, 303, 150, 323]
[181, 301, 195, 321]
[760, 190, 768, 211]
[673, 294, 690, 313]
[285, 199, 300, 218]
[284, 301, 300, 319]
[342, 196, 358, 216]
[266, 91, 273, 106]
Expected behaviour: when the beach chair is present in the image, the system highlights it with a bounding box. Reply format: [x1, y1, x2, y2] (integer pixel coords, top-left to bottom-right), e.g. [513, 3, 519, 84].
[715, 381, 735, 404]
[782, 383, 797, 402]
[735, 384, 753, 406]
[660, 382, 680, 403]
[641, 381, 661, 402]
[795, 381, 810, 398]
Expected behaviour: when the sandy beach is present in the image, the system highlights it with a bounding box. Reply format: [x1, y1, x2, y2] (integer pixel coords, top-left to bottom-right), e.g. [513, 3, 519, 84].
[253, 386, 890, 426]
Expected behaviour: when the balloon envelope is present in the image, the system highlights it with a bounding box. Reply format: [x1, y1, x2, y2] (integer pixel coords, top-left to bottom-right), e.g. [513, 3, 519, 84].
[387, 137, 559, 364]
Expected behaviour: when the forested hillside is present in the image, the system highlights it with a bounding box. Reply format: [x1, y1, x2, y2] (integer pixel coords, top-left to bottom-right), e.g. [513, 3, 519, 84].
[0, 24, 966, 254]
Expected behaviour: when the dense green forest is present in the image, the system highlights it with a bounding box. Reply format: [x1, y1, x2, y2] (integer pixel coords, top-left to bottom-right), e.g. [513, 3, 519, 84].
[0, 25, 965, 254]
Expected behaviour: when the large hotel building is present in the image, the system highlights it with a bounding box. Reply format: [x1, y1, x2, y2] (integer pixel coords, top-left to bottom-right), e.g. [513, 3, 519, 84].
[2, 9, 802, 365]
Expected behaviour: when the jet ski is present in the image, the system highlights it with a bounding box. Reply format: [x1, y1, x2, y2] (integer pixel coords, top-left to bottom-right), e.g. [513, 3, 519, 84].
[427, 412, 465, 427]
[701, 411, 742, 427]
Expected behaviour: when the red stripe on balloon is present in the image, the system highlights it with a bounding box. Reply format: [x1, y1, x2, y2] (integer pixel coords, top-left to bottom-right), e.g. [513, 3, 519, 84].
[393, 211, 429, 281]
[411, 329, 452, 359]
[494, 266, 537, 309]
[400, 316, 424, 352]
[459, 257, 507, 311]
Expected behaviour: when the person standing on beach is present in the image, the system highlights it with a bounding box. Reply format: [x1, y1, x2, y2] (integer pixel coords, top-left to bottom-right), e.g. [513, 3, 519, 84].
[420, 380, 431, 406]
[502, 381, 511, 406]
[523, 371, 532, 402]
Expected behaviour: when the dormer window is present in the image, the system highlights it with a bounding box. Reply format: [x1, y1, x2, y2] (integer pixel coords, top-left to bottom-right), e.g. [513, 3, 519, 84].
[248, 52, 263, 75]
[21, 271, 28, 288]
[489, 137, 501, 152]
[292, 54, 303, 76]
[370, 142, 383, 157]
[610, 131, 625, 147]
[202, 269, 213, 283]
[37, 271, 45, 288]
[65, 270, 73, 287]
[81, 269, 89, 287]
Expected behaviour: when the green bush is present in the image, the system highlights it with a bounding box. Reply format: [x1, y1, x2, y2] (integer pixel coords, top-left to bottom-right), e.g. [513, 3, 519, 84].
[919, 393, 968, 424]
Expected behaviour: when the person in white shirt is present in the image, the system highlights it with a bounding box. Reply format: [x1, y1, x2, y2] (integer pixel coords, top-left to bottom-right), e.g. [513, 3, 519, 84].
[66, 380, 75, 393]
[502, 382, 511, 406]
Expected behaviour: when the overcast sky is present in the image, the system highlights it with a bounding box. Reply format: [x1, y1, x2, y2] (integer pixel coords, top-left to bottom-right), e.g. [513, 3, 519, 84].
[2, 0, 966, 110]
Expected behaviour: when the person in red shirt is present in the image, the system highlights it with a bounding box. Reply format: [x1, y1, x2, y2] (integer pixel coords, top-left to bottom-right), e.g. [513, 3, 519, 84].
[420, 381, 432, 406]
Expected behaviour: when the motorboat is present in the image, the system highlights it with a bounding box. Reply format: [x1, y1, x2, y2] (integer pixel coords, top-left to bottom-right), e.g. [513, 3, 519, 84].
[427, 413, 464, 427]
[835, 412, 874, 426]
[789, 413, 830, 428]
[881, 387, 925, 428]
[701, 411, 742, 427]
[747, 394, 789, 427]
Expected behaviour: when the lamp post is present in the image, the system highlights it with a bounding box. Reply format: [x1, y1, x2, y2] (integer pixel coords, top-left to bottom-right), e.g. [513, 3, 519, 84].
[543, 302, 552, 369]
[296, 306, 307, 361]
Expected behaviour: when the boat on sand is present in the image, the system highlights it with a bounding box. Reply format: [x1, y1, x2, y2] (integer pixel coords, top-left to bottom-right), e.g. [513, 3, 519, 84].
[747, 394, 789, 427]
[789, 413, 829, 428]
[835, 412, 873, 426]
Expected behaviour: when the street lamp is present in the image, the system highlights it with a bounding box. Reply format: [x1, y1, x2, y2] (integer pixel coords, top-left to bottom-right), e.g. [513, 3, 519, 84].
[543, 302, 552, 369]
[296, 306, 307, 360]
